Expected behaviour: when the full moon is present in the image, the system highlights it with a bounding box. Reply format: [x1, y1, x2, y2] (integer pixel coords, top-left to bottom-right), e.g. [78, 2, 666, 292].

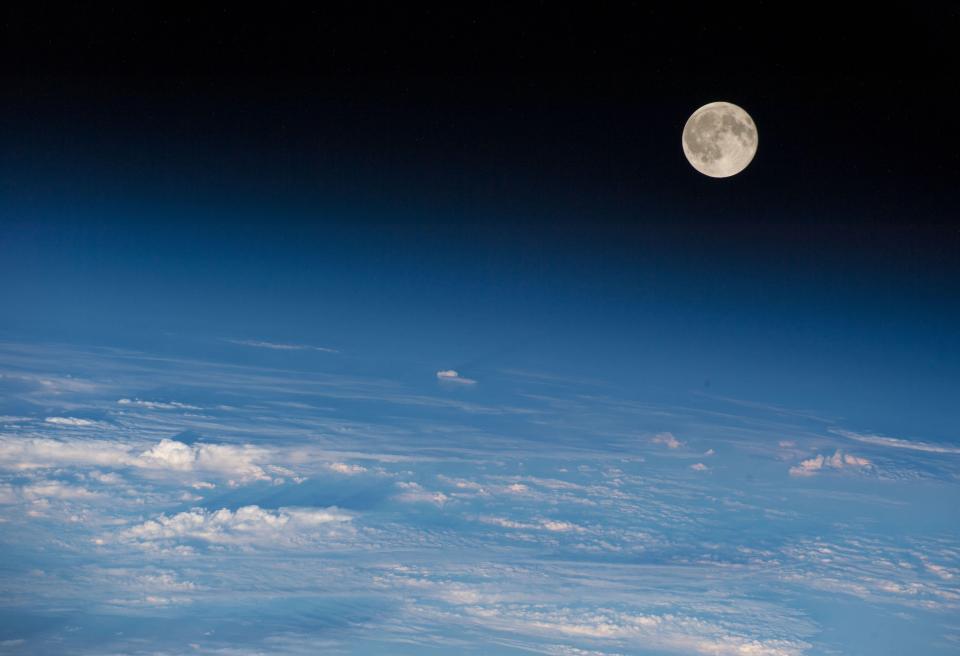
[682, 101, 758, 178]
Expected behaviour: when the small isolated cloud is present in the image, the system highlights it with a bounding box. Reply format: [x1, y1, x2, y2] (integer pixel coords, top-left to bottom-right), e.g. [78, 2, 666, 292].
[690, 463, 708, 472]
[229, 339, 338, 353]
[436, 369, 477, 385]
[119, 505, 351, 547]
[651, 432, 682, 449]
[789, 449, 872, 477]
[779, 441, 796, 448]
[44, 417, 96, 427]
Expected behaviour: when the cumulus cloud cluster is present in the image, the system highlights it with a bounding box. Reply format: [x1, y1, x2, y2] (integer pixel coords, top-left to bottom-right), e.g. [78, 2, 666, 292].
[120, 505, 352, 547]
[789, 449, 871, 477]
[137, 439, 271, 483]
[0, 437, 279, 484]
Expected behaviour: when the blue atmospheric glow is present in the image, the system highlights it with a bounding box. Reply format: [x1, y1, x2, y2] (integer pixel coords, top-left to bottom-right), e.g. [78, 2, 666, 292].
[0, 196, 958, 655]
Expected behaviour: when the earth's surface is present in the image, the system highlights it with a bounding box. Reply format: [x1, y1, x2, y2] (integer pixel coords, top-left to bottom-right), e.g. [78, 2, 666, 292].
[0, 336, 957, 655]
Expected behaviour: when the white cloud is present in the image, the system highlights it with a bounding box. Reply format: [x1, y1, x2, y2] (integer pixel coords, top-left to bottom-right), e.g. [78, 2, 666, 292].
[136, 439, 272, 483]
[229, 339, 338, 353]
[44, 417, 96, 427]
[120, 505, 351, 547]
[22, 481, 100, 500]
[117, 398, 200, 410]
[923, 561, 955, 580]
[88, 471, 124, 484]
[454, 605, 809, 656]
[0, 480, 102, 511]
[0, 438, 133, 469]
[833, 429, 960, 454]
[789, 455, 824, 477]
[0, 437, 281, 484]
[436, 369, 477, 385]
[477, 515, 585, 533]
[134, 571, 197, 592]
[94, 568, 199, 607]
[327, 462, 367, 475]
[540, 519, 582, 533]
[789, 449, 871, 477]
[479, 516, 531, 529]
[651, 432, 682, 449]
[395, 482, 449, 505]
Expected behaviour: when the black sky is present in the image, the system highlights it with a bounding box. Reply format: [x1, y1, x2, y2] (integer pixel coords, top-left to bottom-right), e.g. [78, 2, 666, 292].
[2, 5, 958, 268]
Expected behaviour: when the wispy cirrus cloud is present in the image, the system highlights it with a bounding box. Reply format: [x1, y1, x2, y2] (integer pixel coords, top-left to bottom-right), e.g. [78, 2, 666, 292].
[44, 416, 98, 427]
[97, 569, 198, 607]
[228, 339, 339, 353]
[833, 429, 960, 454]
[477, 515, 586, 533]
[117, 398, 200, 410]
